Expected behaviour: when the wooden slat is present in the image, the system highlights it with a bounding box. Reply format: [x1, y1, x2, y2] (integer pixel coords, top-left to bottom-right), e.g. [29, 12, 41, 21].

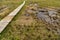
[0, 1, 25, 33]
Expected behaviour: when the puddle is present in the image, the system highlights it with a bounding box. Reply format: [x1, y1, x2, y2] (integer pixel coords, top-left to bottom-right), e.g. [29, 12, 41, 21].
[37, 9, 60, 26]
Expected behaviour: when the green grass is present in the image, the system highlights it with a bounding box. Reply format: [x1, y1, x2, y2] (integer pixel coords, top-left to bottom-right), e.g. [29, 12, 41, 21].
[26, 0, 60, 7]
[0, 0, 60, 40]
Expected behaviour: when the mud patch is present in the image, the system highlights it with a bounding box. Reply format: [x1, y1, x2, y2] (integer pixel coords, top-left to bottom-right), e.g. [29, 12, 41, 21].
[21, 3, 60, 34]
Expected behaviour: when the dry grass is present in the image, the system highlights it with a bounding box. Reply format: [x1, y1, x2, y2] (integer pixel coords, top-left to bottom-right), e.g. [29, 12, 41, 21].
[0, 0, 24, 20]
[0, 0, 60, 40]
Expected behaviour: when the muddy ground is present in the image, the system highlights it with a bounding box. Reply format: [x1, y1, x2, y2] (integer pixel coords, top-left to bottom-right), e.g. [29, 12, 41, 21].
[11, 3, 60, 40]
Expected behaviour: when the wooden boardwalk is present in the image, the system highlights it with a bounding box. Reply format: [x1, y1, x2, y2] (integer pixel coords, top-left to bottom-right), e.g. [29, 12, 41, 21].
[0, 1, 25, 33]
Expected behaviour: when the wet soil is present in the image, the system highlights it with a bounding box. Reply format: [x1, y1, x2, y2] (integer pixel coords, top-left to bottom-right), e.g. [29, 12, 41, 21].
[23, 3, 60, 35]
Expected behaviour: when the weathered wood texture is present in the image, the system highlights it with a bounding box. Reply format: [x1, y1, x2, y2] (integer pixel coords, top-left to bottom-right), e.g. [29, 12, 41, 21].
[0, 1, 25, 33]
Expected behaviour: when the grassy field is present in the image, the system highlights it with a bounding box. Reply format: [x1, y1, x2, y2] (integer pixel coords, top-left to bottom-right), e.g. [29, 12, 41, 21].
[0, 0, 60, 40]
[0, 0, 24, 20]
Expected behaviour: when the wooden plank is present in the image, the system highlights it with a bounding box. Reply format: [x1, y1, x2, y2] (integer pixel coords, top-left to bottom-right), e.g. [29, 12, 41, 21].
[0, 1, 25, 33]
